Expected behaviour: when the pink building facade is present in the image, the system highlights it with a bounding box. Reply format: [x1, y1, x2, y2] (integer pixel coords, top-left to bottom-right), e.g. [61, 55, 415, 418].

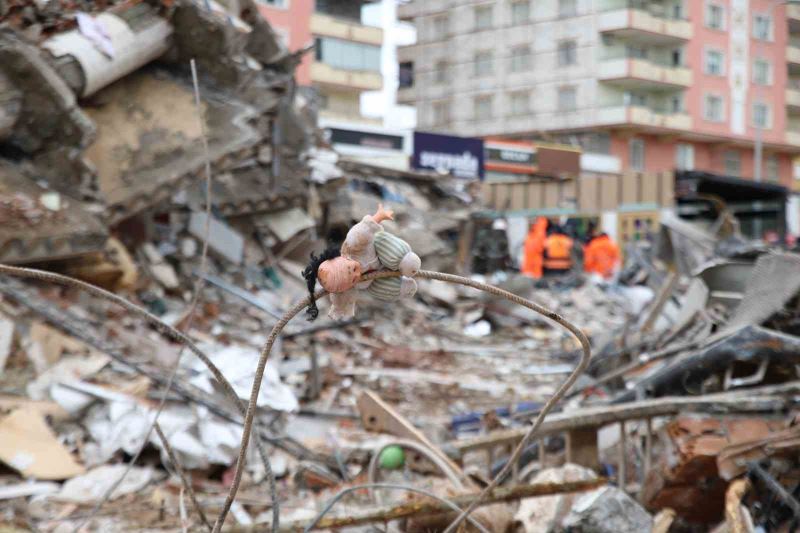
[606, 0, 800, 188]
[255, 0, 314, 86]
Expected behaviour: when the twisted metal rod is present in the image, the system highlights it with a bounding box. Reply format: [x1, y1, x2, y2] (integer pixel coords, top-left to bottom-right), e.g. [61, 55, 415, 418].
[303, 483, 490, 533]
[212, 269, 591, 531]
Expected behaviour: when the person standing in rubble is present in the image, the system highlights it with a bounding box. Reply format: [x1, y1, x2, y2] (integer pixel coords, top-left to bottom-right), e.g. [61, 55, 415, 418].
[542, 223, 574, 276]
[521, 217, 548, 278]
[583, 231, 621, 280]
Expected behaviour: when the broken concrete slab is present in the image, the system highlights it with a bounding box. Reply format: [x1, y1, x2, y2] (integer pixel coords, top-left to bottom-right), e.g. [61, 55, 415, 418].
[0, 407, 85, 480]
[514, 463, 598, 532]
[42, 8, 172, 98]
[562, 486, 653, 533]
[56, 464, 153, 503]
[0, 161, 107, 264]
[254, 207, 315, 243]
[188, 211, 245, 264]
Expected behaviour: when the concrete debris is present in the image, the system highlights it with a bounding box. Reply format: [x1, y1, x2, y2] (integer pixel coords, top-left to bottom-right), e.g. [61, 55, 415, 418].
[0, 2, 799, 532]
[0, 407, 85, 480]
[514, 463, 598, 532]
[188, 212, 245, 265]
[56, 465, 154, 503]
[562, 486, 653, 533]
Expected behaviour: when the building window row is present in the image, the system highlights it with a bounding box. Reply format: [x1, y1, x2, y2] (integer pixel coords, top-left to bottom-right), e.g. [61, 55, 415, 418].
[704, 2, 772, 40]
[703, 94, 724, 122]
[314, 37, 380, 72]
[704, 48, 725, 76]
[702, 93, 772, 128]
[558, 40, 577, 66]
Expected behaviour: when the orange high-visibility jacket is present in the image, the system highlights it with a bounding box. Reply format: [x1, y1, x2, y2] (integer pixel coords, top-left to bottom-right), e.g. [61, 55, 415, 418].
[521, 218, 548, 278]
[543, 233, 573, 271]
[584, 234, 621, 279]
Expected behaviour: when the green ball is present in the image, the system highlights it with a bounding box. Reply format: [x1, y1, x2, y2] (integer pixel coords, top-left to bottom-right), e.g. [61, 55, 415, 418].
[379, 445, 405, 470]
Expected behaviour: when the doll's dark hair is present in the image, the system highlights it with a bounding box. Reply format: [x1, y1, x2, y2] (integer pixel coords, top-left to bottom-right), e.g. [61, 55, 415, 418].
[301, 244, 341, 321]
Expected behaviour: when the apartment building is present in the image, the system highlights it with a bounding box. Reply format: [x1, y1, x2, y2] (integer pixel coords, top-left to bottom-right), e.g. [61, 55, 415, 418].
[256, 0, 383, 121]
[398, 0, 800, 190]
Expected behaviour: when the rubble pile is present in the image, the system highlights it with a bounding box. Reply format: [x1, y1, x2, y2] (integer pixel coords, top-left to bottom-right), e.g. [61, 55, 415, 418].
[1, 3, 800, 533]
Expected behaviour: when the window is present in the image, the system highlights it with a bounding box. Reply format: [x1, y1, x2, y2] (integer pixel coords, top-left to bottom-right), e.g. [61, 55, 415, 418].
[624, 91, 648, 107]
[474, 95, 492, 120]
[475, 5, 493, 30]
[671, 48, 683, 67]
[724, 150, 741, 176]
[753, 58, 772, 85]
[510, 45, 531, 72]
[753, 13, 772, 41]
[672, 3, 685, 20]
[511, 1, 530, 24]
[558, 40, 577, 66]
[705, 2, 725, 30]
[433, 101, 449, 126]
[558, 86, 577, 111]
[398, 61, 414, 88]
[705, 49, 725, 76]
[626, 44, 648, 59]
[474, 51, 493, 76]
[257, 0, 287, 7]
[670, 94, 684, 113]
[510, 91, 529, 114]
[434, 60, 448, 84]
[753, 102, 771, 128]
[315, 37, 381, 71]
[704, 94, 724, 122]
[766, 155, 779, 182]
[629, 139, 645, 172]
[676, 144, 695, 170]
[559, 0, 577, 17]
[432, 15, 449, 39]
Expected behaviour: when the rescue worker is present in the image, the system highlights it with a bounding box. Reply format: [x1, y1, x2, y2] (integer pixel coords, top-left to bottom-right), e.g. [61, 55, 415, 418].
[542, 224, 574, 276]
[521, 217, 548, 279]
[583, 232, 621, 280]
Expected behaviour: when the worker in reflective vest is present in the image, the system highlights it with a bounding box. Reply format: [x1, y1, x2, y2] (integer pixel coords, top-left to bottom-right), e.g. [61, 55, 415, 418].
[521, 217, 548, 279]
[543, 225, 574, 274]
[584, 232, 621, 279]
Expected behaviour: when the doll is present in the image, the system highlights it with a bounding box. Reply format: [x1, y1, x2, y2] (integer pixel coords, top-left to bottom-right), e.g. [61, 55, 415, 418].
[302, 204, 421, 320]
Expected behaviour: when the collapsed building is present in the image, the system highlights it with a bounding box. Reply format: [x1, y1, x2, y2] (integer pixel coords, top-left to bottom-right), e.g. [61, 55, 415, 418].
[1, 3, 800, 533]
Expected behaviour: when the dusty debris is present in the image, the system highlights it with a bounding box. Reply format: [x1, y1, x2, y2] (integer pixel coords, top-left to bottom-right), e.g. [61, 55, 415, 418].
[56, 465, 154, 503]
[0, 2, 798, 533]
[562, 486, 653, 533]
[513, 463, 598, 532]
[0, 407, 85, 480]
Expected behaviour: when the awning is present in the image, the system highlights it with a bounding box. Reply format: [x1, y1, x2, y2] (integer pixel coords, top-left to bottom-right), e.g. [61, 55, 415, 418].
[676, 171, 788, 203]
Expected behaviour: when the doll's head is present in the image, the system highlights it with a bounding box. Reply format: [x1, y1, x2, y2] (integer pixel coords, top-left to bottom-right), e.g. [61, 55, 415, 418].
[302, 245, 364, 321]
[318, 256, 362, 293]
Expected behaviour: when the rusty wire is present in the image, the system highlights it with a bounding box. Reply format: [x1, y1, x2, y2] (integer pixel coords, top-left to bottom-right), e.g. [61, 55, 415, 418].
[212, 269, 591, 531]
[155, 422, 213, 532]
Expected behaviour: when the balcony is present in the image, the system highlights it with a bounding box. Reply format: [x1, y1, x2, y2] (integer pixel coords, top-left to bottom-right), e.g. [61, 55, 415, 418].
[310, 12, 383, 46]
[789, 41, 800, 70]
[786, 130, 800, 146]
[597, 105, 692, 132]
[598, 8, 692, 44]
[789, 5, 800, 21]
[310, 61, 382, 91]
[787, 85, 800, 112]
[397, 85, 414, 105]
[599, 57, 692, 89]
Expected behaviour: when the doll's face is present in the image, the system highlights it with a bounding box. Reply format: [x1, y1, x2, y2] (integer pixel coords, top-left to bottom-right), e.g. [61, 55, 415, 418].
[318, 257, 362, 293]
